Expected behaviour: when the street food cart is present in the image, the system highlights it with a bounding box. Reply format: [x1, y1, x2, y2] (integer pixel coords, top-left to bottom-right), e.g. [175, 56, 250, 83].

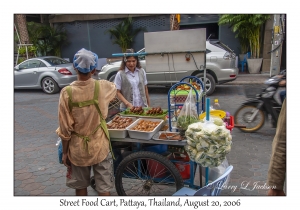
[90, 29, 234, 196]
[91, 77, 205, 196]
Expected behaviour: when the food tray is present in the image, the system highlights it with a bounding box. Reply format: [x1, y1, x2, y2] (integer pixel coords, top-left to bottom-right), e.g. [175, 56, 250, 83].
[119, 107, 168, 119]
[126, 118, 164, 140]
[107, 117, 137, 138]
[152, 131, 187, 142]
[169, 90, 202, 104]
[170, 90, 199, 96]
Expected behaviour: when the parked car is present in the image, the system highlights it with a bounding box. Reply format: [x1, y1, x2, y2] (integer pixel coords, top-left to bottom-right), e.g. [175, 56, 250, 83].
[14, 56, 77, 94]
[97, 40, 238, 95]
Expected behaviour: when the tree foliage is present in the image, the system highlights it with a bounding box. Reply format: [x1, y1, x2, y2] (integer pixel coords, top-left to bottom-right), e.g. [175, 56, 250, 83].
[27, 22, 68, 57]
[106, 17, 147, 52]
[218, 14, 270, 58]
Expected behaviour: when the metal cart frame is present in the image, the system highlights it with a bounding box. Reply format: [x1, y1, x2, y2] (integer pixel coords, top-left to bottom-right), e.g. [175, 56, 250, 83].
[93, 77, 207, 196]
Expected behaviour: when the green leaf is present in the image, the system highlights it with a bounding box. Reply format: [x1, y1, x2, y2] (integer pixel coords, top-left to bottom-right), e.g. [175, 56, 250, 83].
[218, 14, 270, 57]
[105, 16, 147, 52]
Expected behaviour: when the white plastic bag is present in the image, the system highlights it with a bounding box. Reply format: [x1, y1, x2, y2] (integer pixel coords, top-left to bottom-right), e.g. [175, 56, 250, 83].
[56, 137, 63, 164]
[201, 157, 231, 186]
[185, 118, 232, 167]
[177, 89, 199, 131]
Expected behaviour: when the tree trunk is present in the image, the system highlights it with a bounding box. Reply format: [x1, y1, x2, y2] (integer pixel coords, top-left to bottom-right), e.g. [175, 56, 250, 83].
[170, 14, 180, 30]
[15, 14, 29, 44]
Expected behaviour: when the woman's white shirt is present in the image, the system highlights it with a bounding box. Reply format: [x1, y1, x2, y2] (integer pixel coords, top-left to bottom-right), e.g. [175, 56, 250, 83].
[114, 67, 148, 107]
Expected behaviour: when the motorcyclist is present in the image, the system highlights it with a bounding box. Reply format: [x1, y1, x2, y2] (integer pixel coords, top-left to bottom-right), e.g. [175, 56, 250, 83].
[272, 69, 286, 128]
[267, 70, 286, 127]
[234, 69, 286, 132]
[278, 70, 286, 103]
[272, 70, 286, 103]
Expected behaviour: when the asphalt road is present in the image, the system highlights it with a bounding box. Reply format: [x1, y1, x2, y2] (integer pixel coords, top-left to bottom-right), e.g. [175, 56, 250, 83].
[14, 84, 275, 196]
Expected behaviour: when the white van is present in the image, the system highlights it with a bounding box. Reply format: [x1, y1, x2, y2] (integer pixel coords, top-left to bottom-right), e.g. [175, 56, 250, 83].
[97, 40, 238, 95]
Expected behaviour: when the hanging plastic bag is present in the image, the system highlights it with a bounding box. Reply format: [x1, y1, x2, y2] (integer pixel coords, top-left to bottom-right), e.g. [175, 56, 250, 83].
[199, 158, 231, 189]
[207, 158, 230, 186]
[185, 117, 232, 168]
[56, 137, 63, 164]
[177, 88, 199, 131]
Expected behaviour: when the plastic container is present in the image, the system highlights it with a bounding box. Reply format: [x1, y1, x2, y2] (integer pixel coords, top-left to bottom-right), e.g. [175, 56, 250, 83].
[56, 137, 63, 164]
[175, 162, 191, 179]
[224, 112, 231, 126]
[213, 99, 221, 110]
[172, 152, 190, 179]
[226, 115, 235, 131]
[107, 117, 137, 138]
[126, 118, 164, 140]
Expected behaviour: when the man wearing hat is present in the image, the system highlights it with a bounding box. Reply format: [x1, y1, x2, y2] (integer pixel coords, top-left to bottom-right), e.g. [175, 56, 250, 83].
[56, 48, 117, 196]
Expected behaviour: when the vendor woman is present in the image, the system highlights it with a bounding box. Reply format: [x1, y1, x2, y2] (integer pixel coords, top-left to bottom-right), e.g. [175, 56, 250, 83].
[114, 48, 150, 110]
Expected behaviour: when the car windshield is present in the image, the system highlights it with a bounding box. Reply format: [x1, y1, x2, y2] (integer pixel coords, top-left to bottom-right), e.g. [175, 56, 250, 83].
[43, 57, 70, 66]
[209, 40, 234, 53]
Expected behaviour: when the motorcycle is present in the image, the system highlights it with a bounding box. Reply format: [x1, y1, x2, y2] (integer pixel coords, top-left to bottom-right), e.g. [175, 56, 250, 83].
[234, 70, 286, 132]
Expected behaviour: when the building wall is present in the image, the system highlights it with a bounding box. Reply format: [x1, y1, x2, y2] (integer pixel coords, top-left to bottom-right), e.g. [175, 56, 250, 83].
[179, 14, 240, 55]
[219, 25, 240, 55]
[56, 14, 239, 61]
[57, 15, 171, 61]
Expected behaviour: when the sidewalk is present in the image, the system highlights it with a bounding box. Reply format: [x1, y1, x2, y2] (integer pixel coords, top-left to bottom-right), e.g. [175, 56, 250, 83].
[227, 72, 270, 85]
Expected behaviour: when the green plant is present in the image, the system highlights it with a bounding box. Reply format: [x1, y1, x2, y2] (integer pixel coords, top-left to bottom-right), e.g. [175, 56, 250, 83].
[106, 17, 147, 52]
[239, 37, 249, 54]
[18, 47, 26, 56]
[177, 115, 199, 130]
[27, 22, 68, 56]
[218, 14, 270, 58]
[28, 46, 37, 56]
[17, 45, 37, 58]
[17, 57, 26, 64]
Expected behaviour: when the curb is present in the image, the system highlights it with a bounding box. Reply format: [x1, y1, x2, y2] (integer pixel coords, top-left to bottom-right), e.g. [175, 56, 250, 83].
[223, 73, 270, 85]
[224, 81, 267, 85]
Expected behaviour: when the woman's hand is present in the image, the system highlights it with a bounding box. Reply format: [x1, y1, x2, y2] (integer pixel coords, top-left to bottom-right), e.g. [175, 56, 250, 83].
[126, 102, 133, 108]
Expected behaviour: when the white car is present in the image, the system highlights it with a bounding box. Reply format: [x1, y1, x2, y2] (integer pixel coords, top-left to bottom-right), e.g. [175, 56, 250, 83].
[97, 40, 238, 95]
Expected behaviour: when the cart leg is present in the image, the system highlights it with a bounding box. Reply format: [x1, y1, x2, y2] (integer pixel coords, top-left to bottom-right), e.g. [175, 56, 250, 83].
[199, 165, 203, 188]
[188, 160, 195, 188]
[137, 143, 141, 150]
[205, 167, 209, 185]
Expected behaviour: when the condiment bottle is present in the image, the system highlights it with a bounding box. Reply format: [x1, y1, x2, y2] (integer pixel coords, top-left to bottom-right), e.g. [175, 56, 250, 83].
[213, 99, 221, 110]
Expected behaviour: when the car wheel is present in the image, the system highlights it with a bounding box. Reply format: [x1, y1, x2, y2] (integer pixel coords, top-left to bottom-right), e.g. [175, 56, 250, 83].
[108, 73, 117, 83]
[41, 77, 60, 94]
[195, 73, 216, 96]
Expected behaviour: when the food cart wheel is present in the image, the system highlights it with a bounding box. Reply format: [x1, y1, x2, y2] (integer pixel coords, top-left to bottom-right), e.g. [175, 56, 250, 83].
[115, 151, 184, 196]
